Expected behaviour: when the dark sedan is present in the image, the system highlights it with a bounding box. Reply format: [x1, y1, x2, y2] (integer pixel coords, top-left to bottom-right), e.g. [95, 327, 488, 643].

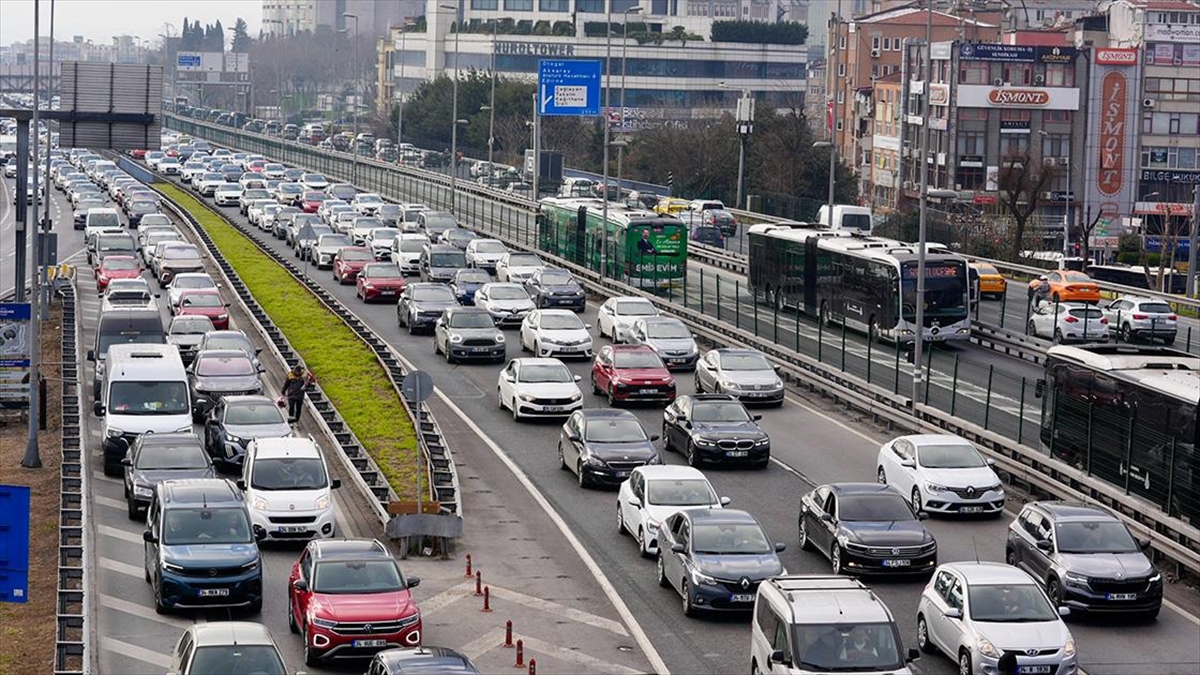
[440, 227, 478, 250]
[122, 432, 214, 519]
[368, 647, 480, 675]
[187, 349, 265, 422]
[662, 394, 769, 468]
[525, 267, 586, 311]
[433, 307, 506, 363]
[203, 395, 293, 469]
[558, 409, 660, 488]
[397, 282, 460, 334]
[657, 508, 785, 616]
[448, 268, 492, 305]
[798, 483, 937, 576]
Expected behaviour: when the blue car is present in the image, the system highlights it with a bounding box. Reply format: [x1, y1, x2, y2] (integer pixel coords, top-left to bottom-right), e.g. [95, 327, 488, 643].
[143, 478, 264, 613]
[525, 267, 586, 311]
[448, 268, 492, 305]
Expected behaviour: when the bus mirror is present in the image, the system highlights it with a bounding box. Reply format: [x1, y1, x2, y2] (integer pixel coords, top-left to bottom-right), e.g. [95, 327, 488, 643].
[1034, 379, 1045, 399]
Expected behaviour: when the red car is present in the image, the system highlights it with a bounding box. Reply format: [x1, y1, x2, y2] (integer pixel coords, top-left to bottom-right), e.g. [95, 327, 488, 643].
[591, 344, 676, 405]
[356, 262, 406, 303]
[127, 149, 147, 159]
[95, 255, 143, 291]
[289, 538, 422, 666]
[247, 159, 268, 172]
[176, 289, 230, 330]
[333, 247, 374, 284]
[301, 191, 327, 213]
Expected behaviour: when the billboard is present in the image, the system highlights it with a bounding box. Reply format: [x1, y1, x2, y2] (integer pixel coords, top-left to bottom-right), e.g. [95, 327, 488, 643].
[0, 303, 31, 408]
[956, 85, 1080, 110]
[58, 63, 162, 151]
[1083, 49, 1141, 223]
[538, 60, 602, 117]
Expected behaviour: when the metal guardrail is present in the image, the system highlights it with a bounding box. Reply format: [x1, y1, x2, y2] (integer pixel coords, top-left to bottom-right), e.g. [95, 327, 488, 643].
[167, 119, 1198, 573]
[55, 282, 86, 675]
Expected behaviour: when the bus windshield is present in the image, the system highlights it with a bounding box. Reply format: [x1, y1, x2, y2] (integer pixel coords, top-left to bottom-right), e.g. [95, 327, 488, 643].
[901, 261, 966, 320]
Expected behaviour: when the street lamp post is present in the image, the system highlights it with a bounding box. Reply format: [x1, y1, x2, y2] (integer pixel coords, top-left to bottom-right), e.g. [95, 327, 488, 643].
[342, 12, 360, 184]
[911, 2, 934, 410]
[601, 3, 616, 276]
[719, 82, 754, 210]
[397, 21, 411, 150]
[487, 20, 497, 168]
[615, 6, 643, 194]
[440, 3, 462, 213]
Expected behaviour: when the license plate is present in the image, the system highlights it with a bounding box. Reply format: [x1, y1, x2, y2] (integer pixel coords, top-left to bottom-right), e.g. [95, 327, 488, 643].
[1018, 667, 1052, 675]
[882, 559, 911, 567]
[353, 639, 388, 648]
[542, 405, 564, 412]
[615, 471, 629, 478]
[471, 347, 491, 353]
[729, 594, 755, 603]
[668, 358, 688, 364]
[638, 389, 658, 394]
[381, 290, 395, 296]
[277, 525, 307, 533]
[558, 347, 580, 353]
[198, 588, 229, 597]
[1107, 592, 1138, 601]
[961, 506, 984, 514]
[727, 450, 749, 457]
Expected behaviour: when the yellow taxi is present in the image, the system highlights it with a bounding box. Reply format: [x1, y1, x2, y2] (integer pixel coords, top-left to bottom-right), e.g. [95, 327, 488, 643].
[654, 197, 691, 215]
[970, 262, 1008, 299]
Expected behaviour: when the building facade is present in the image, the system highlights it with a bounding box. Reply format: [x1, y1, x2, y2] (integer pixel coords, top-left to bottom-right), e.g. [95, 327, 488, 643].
[869, 71, 903, 211]
[261, 0, 420, 38]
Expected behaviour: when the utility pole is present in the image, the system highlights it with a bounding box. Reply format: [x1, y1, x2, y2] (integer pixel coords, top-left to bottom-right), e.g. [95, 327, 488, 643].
[615, 6, 642, 193]
[342, 12, 360, 184]
[531, 92, 541, 201]
[397, 24, 409, 149]
[23, 0, 43, 469]
[41, 0, 56, 321]
[1188, 185, 1199, 298]
[487, 20, 497, 168]
[912, 0, 934, 412]
[826, 9, 840, 223]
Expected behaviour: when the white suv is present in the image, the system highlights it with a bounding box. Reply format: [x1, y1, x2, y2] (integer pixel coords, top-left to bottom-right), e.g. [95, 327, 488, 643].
[1100, 295, 1178, 344]
[238, 437, 340, 541]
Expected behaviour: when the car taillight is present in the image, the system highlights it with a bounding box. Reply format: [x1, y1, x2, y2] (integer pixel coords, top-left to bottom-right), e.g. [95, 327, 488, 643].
[1169, 315, 1178, 321]
[1064, 316, 1079, 323]
[1100, 318, 1108, 324]
[1133, 314, 1148, 320]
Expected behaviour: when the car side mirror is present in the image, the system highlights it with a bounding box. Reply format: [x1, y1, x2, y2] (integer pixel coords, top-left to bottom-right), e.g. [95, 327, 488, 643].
[986, 458, 996, 467]
[331, 479, 341, 489]
[907, 648, 920, 662]
[900, 458, 916, 468]
[944, 607, 962, 620]
[93, 402, 105, 416]
[769, 650, 789, 666]
[819, 513, 834, 523]
[120, 457, 132, 466]
[87, 349, 96, 362]
[670, 543, 686, 554]
[917, 511, 930, 521]
[1137, 537, 1151, 550]
[1057, 606, 1071, 617]
[649, 435, 660, 442]
[584, 324, 593, 330]
[255, 348, 263, 355]
[719, 496, 731, 506]
[254, 527, 267, 541]
[567, 433, 582, 443]
[1036, 539, 1053, 552]
[142, 530, 157, 544]
[752, 414, 762, 421]
[292, 579, 308, 592]
[628, 499, 641, 508]
[236, 479, 247, 490]
[774, 542, 787, 553]
[406, 576, 421, 589]
[1034, 378, 1045, 399]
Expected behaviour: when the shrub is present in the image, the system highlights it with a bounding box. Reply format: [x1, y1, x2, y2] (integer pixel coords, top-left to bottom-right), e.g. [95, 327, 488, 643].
[711, 20, 808, 45]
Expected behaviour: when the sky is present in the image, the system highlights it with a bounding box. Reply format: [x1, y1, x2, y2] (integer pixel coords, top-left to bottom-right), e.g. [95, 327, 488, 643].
[0, 0, 262, 47]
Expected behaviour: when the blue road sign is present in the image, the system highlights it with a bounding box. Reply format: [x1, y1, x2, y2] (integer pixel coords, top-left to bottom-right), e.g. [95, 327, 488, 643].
[177, 54, 201, 68]
[538, 60, 602, 117]
[0, 485, 31, 604]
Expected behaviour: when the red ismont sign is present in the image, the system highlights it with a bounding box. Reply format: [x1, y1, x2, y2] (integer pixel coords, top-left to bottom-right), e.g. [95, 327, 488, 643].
[1098, 71, 1128, 196]
[1095, 48, 1138, 65]
[987, 89, 1051, 106]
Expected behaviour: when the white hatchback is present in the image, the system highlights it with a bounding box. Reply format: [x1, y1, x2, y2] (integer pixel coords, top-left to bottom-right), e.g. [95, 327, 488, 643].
[520, 309, 594, 359]
[597, 296, 659, 343]
[616, 465, 728, 558]
[496, 357, 583, 421]
[876, 434, 1004, 516]
[238, 437, 340, 541]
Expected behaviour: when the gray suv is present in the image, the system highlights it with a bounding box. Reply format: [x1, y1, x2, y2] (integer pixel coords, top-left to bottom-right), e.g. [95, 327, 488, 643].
[1005, 501, 1162, 619]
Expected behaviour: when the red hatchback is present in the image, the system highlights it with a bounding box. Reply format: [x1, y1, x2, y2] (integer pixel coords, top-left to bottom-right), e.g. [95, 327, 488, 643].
[591, 344, 676, 405]
[95, 255, 143, 291]
[356, 262, 406, 303]
[301, 191, 327, 213]
[333, 247, 374, 284]
[176, 289, 230, 329]
[289, 538, 422, 666]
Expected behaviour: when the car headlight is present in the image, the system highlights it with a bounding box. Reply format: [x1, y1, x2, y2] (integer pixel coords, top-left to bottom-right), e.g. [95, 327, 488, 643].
[925, 482, 948, 493]
[693, 437, 716, 447]
[582, 455, 607, 467]
[133, 485, 153, 498]
[215, 313, 228, 320]
[1149, 573, 1162, 583]
[1064, 572, 1089, 587]
[106, 428, 125, 438]
[691, 569, 720, 586]
[310, 616, 337, 629]
[315, 495, 330, 510]
[361, 282, 373, 289]
[976, 637, 1001, 659]
[449, 334, 463, 343]
[253, 497, 268, 511]
[240, 558, 260, 571]
[773, 379, 783, 388]
[645, 520, 659, 534]
[837, 533, 850, 547]
[720, 380, 740, 391]
[568, 392, 581, 402]
[647, 454, 662, 465]
[519, 394, 538, 402]
[1063, 636, 1076, 658]
[225, 434, 245, 447]
[494, 334, 505, 343]
[755, 437, 770, 446]
[162, 561, 186, 573]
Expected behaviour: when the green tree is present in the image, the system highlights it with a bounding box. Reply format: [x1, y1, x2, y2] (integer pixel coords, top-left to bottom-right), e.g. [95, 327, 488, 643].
[231, 18, 253, 52]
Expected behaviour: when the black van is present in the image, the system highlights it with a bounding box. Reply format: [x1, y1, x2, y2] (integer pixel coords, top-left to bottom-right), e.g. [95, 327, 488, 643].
[88, 308, 167, 400]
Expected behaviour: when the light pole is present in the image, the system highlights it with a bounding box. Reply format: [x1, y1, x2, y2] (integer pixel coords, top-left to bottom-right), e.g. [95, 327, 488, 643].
[397, 20, 412, 150]
[342, 12, 360, 184]
[440, 3, 462, 213]
[486, 20, 497, 169]
[481, 105, 495, 169]
[719, 82, 754, 210]
[601, 3, 618, 276]
[615, 6, 643, 194]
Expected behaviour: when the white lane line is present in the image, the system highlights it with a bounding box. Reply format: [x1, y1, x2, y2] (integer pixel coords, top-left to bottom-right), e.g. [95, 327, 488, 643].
[784, 393, 881, 445]
[98, 557, 145, 580]
[97, 524, 143, 545]
[458, 627, 507, 663]
[520, 635, 643, 675]
[100, 636, 172, 670]
[418, 580, 473, 616]
[1164, 598, 1200, 627]
[93, 495, 127, 511]
[488, 586, 629, 636]
[98, 592, 188, 628]
[92, 470, 118, 483]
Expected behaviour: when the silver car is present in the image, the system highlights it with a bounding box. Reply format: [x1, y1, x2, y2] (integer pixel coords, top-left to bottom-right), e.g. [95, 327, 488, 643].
[475, 282, 536, 327]
[313, 233, 353, 269]
[1100, 295, 1178, 344]
[917, 562, 1077, 675]
[626, 317, 699, 370]
[694, 348, 784, 405]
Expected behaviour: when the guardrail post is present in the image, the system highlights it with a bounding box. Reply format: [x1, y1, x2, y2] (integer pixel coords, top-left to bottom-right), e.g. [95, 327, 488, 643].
[866, 325, 873, 383]
[923, 344, 933, 405]
[1083, 302, 1090, 342]
[893, 341, 900, 394]
[1017, 377, 1027, 445]
[713, 274, 718, 321]
[818, 312, 824, 363]
[998, 288, 1007, 328]
[735, 279, 741, 331]
[1085, 401, 1095, 475]
[1116, 309, 1123, 341]
[1187, 326, 1193, 352]
[795, 306, 801, 353]
[840, 321, 847, 371]
[949, 354, 960, 416]
[773, 298, 779, 343]
[1166, 438, 1177, 518]
[752, 285, 759, 337]
[1053, 295, 1060, 342]
[1123, 416, 1135, 494]
[983, 364, 994, 430]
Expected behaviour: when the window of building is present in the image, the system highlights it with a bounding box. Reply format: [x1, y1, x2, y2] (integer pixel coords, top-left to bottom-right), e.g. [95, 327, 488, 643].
[837, 120, 844, 131]
[1044, 110, 1072, 123]
[837, 90, 844, 104]
[892, 37, 903, 50]
[959, 61, 989, 84]
[839, 35, 846, 50]
[871, 64, 879, 78]
[471, 0, 499, 8]
[504, 0, 533, 9]
[958, 108, 987, 121]
[1043, 63, 1074, 87]
[1000, 134, 1029, 157]
[539, 0, 568, 9]
[1040, 134, 1070, 159]
[838, 62, 846, 77]
[872, 36, 881, 50]
[577, 0, 604, 10]
[1001, 109, 1031, 121]
[1002, 63, 1031, 85]
[957, 132, 985, 156]
[958, 166, 985, 190]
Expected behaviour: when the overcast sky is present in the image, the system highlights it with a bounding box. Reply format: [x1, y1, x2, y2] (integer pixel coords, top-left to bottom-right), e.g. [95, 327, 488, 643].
[0, 0, 262, 47]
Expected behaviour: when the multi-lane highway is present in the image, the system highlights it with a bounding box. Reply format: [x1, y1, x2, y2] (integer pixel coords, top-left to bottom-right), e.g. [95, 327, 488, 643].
[154, 156, 1200, 675]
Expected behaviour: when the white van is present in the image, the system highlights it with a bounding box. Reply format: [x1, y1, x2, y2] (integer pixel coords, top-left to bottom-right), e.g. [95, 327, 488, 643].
[95, 343, 191, 477]
[816, 204, 873, 235]
[238, 437, 340, 541]
[751, 575, 917, 675]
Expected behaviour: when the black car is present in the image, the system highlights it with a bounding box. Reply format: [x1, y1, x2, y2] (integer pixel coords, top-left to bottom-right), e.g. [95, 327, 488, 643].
[558, 409, 660, 488]
[125, 198, 159, 227]
[661, 394, 770, 468]
[448, 268, 491, 305]
[433, 307, 506, 363]
[187, 349, 266, 422]
[367, 647, 480, 675]
[656, 508, 785, 616]
[1005, 501, 1162, 619]
[439, 227, 478, 251]
[525, 267, 586, 311]
[798, 482, 937, 576]
[203, 395, 293, 469]
[397, 282, 460, 334]
[122, 432, 214, 519]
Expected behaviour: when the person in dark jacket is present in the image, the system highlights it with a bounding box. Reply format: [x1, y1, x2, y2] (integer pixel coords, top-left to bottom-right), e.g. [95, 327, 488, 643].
[280, 364, 316, 423]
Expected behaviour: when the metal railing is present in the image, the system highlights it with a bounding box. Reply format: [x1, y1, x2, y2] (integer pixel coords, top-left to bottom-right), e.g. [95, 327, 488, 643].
[55, 281, 86, 675]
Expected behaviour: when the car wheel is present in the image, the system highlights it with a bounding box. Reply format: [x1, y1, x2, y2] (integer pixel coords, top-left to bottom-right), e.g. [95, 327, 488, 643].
[617, 503, 626, 535]
[607, 385, 617, 407]
[1053, 328, 1064, 344]
[558, 443, 568, 471]
[153, 578, 168, 614]
[497, 388, 505, 410]
[600, 321, 609, 339]
[911, 487, 923, 514]
[681, 580, 695, 617]
[686, 440, 700, 467]
[304, 626, 320, 667]
[798, 517, 814, 551]
[288, 595, 299, 634]
[1121, 323, 1133, 343]
[917, 615, 937, 654]
[1027, 319, 1037, 337]
[694, 373, 704, 392]
[657, 554, 670, 588]
[1047, 577, 1063, 609]
[591, 374, 601, 395]
[1005, 546, 1018, 567]
[958, 650, 972, 675]
[126, 498, 139, 521]
[877, 467, 887, 485]
[445, 342, 454, 364]
[577, 460, 589, 488]
[407, 316, 416, 335]
[662, 424, 673, 451]
[831, 543, 845, 575]
[636, 528, 651, 559]
[511, 398, 521, 422]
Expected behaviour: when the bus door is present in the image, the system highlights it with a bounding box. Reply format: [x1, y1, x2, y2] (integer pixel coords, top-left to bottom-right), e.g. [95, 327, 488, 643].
[967, 265, 980, 311]
[573, 206, 588, 265]
[803, 237, 820, 316]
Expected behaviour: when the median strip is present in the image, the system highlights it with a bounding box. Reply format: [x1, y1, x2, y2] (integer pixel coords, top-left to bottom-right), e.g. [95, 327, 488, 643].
[157, 183, 421, 496]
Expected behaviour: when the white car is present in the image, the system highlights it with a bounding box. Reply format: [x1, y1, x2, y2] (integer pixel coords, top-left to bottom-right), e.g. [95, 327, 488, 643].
[317, 199, 349, 223]
[496, 357, 583, 421]
[366, 227, 400, 260]
[301, 172, 329, 190]
[167, 622, 287, 675]
[519, 309, 594, 359]
[876, 434, 1004, 516]
[1100, 295, 1178, 343]
[244, 199, 275, 226]
[475, 282, 536, 326]
[616, 465, 728, 558]
[350, 216, 384, 246]
[1027, 303, 1109, 343]
[240, 437, 338, 541]
[916, 562, 1077, 675]
[351, 192, 385, 215]
[158, 157, 181, 175]
[392, 233, 426, 275]
[261, 162, 286, 180]
[465, 238, 508, 271]
[496, 251, 545, 283]
[167, 272, 219, 312]
[212, 182, 243, 206]
[255, 203, 282, 230]
[597, 296, 659, 342]
[194, 172, 225, 196]
[334, 210, 359, 235]
[399, 203, 430, 233]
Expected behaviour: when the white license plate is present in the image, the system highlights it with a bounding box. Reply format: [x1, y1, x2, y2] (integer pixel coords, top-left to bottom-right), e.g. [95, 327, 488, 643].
[277, 525, 307, 533]
[638, 389, 658, 394]
[542, 405, 564, 412]
[882, 559, 912, 567]
[380, 290, 395, 296]
[198, 588, 229, 597]
[1018, 667, 1052, 675]
[961, 506, 984, 514]
[726, 450, 749, 457]
[1107, 592, 1138, 601]
[729, 594, 755, 603]
[668, 358, 688, 364]
[353, 639, 388, 648]
[615, 471, 629, 478]
[558, 347, 581, 353]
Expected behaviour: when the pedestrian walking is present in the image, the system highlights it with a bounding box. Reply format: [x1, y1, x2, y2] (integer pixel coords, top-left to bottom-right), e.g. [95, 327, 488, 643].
[279, 364, 316, 423]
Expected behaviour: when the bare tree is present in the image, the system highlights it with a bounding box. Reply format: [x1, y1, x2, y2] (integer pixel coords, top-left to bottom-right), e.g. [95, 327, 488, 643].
[1076, 208, 1105, 264]
[997, 151, 1057, 259]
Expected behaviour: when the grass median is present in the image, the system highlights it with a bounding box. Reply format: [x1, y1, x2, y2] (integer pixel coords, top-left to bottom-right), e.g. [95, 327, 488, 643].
[158, 183, 421, 499]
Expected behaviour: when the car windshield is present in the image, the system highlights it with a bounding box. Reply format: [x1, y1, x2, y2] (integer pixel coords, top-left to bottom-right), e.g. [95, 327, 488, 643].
[431, 252, 467, 267]
[251, 457, 327, 490]
[108, 381, 190, 415]
[507, 253, 540, 267]
[584, 418, 647, 442]
[340, 249, 373, 262]
[163, 507, 253, 545]
[968, 583, 1058, 622]
[519, 364, 572, 383]
[303, 192, 325, 201]
[196, 356, 255, 376]
[489, 285, 529, 300]
[977, 264, 999, 275]
[691, 402, 750, 423]
[371, 228, 399, 240]
[164, 248, 202, 262]
[188, 645, 286, 675]
[917, 443, 986, 469]
[98, 330, 166, 354]
[357, 195, 383, 204]
[137, 445, 209, 470]
[412, 287, 455, 303]
[104, 258, 139, 270]
[720, 353, 771, 371]
[182, 294, 222, 308]
[455, 270, 490, 284]
[354, 218, 382, 229]
[320, 236, 352, 248]
[449, 312, 496, 329]
[129, 201, 156, 212]
[303, 174, 326, 182]
[541, 270, 573, 285]
[225, 403, 284, 425]
[1139, 302, 1173, 314]
[205, 335, 252, 353]
[313, 559, 405, 594]
[647, 479, 716, 506]
[1063, 272, 1091, 282]
[792, 623, 905, 672]
[692, 522, 772, 554]
[399, 239, 425, 253]
[1056, 520, 1139, 554]
[424, 214, 457, 229]
[541, 314, 584, 330]
[646, 321, 690, 339]
[615, 300, 656, 316]
[175, 277, 215, 290]
[362, 264, 401, 278]
[839, 494, 916, 521]
[98, 238, 134, 252]
[280, 184, 303, 194]
[613, 350, 664, 369]
[475, 240, 506, 253]
[171, 317, 213, 334]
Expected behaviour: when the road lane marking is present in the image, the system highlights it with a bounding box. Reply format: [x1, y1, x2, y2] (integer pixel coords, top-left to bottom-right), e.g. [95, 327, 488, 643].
[98, 593, 188, 628]
[100, 636, 172, 669]
[458, 627, 507, 662]
[93, 495, 127, 511]
[488, 585, 629, 636]
[97, 524, 143, 545]
[519, 635, 643, 675]
[1165, 598, 1200, 626]
[98, 557, 145, 579]
[418, 580, 474, 616]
